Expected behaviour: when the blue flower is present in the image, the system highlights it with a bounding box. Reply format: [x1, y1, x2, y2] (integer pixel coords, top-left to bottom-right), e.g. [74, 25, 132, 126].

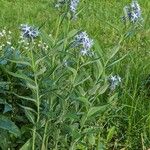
[75, 32, 94, 56]
[130, 1, 141, 22]
[20, 24, 39, 39]
[55, 0, 80, 19]
[109, 75, 121, 91]
[70, 0, 79, 15]
[123, 1, 142, 23]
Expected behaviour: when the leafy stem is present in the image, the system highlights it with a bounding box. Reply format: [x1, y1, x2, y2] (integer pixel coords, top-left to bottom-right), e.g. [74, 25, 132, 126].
[30, 49, 40, 149]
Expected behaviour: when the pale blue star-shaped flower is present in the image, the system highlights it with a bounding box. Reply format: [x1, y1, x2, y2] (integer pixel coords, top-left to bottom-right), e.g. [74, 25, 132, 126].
[20, 24, 39, 39]
[122, 0, 142, 23]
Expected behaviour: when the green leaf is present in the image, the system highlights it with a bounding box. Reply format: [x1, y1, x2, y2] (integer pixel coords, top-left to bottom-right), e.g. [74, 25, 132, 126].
[36, 66, 46, 76]
[106, 126, 116, 142]
[105, 44, 121, 65]
[89, 83, 109, 96]
[74, 76, 90, 87]
[68, 67, 77, 77]
[26, 82, 37, 90]
[81, 105, 108, 128]
[35, 56, 46, 66]
[80, 114, 87, 128]
[77, 86, 86, 96]
[98, 83, 109, 95]
[97, 141, 105, 150]
[80, 59, 98, 68]
[3, 103, 12, 113]
[89, 84, 100, 95]
[24, 110, 36, 124]
[0, 115, 21, 137]
[94, 40, 104, 62]
[18, 104, 37, 115]
[95, 59, 103, 79]
[68, 67, 77, 83]
[6, 59, 31, 67]
[20, 138, 32, 150]
[67, 29, 78, 39]
[76, 97, 91, 107]
[5, 70, 34, 83]
[88, 134, 95, 145]
[106, 54, 128, 68]
[12, 92, 36, 104]
[108, 93, 118, 103]
[0, 95, 11, 116]
[87, 105, 108, 118]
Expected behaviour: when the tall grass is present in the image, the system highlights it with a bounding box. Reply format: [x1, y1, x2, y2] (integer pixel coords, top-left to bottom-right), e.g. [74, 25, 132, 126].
[0, 0, 150, 150]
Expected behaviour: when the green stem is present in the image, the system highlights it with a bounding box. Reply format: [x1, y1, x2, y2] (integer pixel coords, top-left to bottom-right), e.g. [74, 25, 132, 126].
[54, 17, 62, 45]
[32, 127, 36, 150]
[63, 17, 71, 51]
[41, 121, 49, 150]
[30, 49, 40, 122]
[30, 49, 40, 149]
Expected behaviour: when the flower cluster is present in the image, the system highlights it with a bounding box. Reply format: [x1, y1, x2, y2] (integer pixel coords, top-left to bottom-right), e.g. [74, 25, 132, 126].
[0, 29, 12, 41]
[70, 0, 79, 17]
[37, 41, 49, 51]
[109, 75, 121, 91]
[123, 0, 142, 23]
[75, 31, 94, 56]
[55, 0, 79, 18]
[20, 24, 39, 40]
[0, 28, 14, 50]
[0, 29, 6, 38]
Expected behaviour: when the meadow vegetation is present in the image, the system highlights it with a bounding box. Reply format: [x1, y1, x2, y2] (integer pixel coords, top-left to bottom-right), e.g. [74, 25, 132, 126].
[0, 0, 150, 150]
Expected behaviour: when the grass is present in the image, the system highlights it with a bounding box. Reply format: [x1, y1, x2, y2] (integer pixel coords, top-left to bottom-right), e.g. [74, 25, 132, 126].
[0, 0, 150, 150]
